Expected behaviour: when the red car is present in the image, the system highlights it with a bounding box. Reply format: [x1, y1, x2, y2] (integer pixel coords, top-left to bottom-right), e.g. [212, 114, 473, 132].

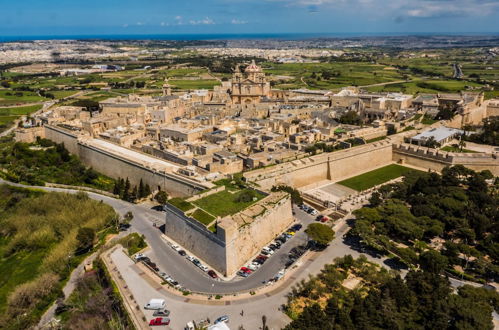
[240, 267, 252, 274]
[149, 317, 170, 326]
[208, 270, 218, 279]
[321, 216, 329, 223]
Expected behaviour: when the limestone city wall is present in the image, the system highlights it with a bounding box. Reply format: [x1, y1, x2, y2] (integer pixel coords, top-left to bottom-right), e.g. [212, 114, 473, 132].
[43, 125, 207, 197]
[244, 141, 393, 190]
[225, 194, 293, 275]
[44, 125, 80, 155]
[163, 203, 228, 274]
[393, 143, 499, 176]
[163, 193, 293, 276]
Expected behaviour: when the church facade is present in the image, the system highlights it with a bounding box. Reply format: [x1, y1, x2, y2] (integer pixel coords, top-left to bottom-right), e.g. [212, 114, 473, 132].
[230, 60, 271, 105]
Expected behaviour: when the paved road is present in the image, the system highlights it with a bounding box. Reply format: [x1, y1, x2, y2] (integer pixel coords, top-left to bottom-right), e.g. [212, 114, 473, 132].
[143, 207, 317, 294]
[0, 179, 484, 295]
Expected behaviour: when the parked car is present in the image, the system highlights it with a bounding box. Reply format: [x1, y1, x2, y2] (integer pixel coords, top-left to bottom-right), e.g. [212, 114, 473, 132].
[153, 309, 171, 317]
[215, 315, 229, 324]
[237, 271, 249, 277]
[269, 244, 279, 250]
[133, 253, 145, 261]
[193, 259, 201, 266]
[149, 317, 170, 326]
[186, 255, 195, 262]
[247, 264, 258, 271]
[171, 245, 181, 252]
[321, 216, 329, 223]
[273, 241, 282, 248]
[253, 258, 264, 265]
[178, 250, 187, 256]
[208, 270, 218, 279]
[144, 299, 166, 310]
[292, 224, 303, 231]
[258, 255, 269, 260]
[199, 264, 209, 272]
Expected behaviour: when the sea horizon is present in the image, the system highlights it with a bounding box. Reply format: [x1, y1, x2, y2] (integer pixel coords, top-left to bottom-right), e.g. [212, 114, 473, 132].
[1, 32, 498, 43]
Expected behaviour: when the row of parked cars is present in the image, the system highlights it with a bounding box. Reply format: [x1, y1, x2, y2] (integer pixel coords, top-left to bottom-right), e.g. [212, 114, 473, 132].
[144, 299, 171, 326]
[171, 244, 219, 279]
[237, 223, 303, 278]
[134, 253, 185, 290]
[299, 203, 318, 216]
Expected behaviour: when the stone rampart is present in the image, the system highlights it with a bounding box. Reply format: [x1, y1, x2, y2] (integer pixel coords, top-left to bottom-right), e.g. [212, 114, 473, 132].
[43, 124, 208, 197]
[244, 141, 393, 189]
[163, 192, 293, 276]
[163, 203, 228, 273]
[393, 143, 499, 175]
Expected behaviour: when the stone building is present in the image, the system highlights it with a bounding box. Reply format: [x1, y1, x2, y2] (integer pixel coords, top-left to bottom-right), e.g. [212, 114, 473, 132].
[230, 60, 271, 105]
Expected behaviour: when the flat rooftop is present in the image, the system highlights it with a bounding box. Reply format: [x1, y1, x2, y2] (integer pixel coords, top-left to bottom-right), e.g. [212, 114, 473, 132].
[84, 138, 180, 171]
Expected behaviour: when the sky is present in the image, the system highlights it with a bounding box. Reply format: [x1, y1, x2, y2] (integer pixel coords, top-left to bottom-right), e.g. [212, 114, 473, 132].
[1, 0, 498, 36]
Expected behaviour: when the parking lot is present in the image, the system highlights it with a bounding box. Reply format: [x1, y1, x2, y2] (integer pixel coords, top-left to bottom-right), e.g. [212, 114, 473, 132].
[133, 204, 318, 294]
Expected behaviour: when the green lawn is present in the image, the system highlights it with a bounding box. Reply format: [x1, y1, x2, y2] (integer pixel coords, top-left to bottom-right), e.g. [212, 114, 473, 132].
[191, 209, 215, 226]
[338, 164, 420, 191]
[0, 104, 43, 116]
[169, 197, 194, 212]
[192, 189, 265, 218]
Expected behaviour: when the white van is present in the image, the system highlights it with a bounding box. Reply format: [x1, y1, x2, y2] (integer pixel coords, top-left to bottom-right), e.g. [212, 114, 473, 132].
[144, 298, 166, 310]
[185, 321, 195, 330]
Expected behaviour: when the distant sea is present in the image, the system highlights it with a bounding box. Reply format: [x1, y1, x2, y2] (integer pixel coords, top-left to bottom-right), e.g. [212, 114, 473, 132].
[1, 32, 498, 42]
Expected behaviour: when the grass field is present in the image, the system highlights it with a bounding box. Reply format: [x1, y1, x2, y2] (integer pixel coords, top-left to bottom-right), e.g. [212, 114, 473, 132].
[338, 164, 420, 191]
[191, 209, 215, 226]
[192, 189, 265, 218]
[169, 197, 194, 212]
[0, 90, 47, 105]
[0, 104, 43, 133]
[263, 61, 407, 90]
[169, 79, 221, 90]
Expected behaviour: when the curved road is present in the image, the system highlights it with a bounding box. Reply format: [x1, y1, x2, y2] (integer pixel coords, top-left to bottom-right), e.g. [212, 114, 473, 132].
[0, 179, 483, 295]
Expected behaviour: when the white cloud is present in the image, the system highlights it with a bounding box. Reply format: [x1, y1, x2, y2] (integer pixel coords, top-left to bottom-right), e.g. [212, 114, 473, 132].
[266, 0, 499, 18]
[231, 18, 248, 24]
[189, 17, 215, 25]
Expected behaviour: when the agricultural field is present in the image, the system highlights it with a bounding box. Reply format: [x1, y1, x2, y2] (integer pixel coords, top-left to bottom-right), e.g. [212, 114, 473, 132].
[169, 79, 221, 90]
[0, 104, 43, 133]
[366, 79, 484, 94]
[0, 90, 47, 106]
[338, 164, 421, 191]
[263, 61, 408, 90]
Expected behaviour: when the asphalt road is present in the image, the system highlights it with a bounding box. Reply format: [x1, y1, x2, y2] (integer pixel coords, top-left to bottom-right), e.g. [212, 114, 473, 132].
[141, 206, 318, 294]
[0, 179, 485, 295]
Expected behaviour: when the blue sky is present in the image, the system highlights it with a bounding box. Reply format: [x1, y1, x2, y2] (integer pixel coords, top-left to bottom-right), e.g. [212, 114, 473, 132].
[1, 0, 498, 36]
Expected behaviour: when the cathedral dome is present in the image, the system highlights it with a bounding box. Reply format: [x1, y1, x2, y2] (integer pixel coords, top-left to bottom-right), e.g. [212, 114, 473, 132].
[245, 60, 261, 73]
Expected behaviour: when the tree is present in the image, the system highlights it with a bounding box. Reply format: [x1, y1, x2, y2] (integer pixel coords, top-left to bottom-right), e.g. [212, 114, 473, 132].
[123, 178, 131, 201]
[306, 223, 335, 247]
[76, 227, 95, 253]
[138, 179, 145, 199]
[235, 190, 257, 203]
[419, 250, 448, 274]
[144, 184, 152, 197]
[124, 211, 134, 223]
[155, 191, 168, 204]
[369, 192, 382, 207]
